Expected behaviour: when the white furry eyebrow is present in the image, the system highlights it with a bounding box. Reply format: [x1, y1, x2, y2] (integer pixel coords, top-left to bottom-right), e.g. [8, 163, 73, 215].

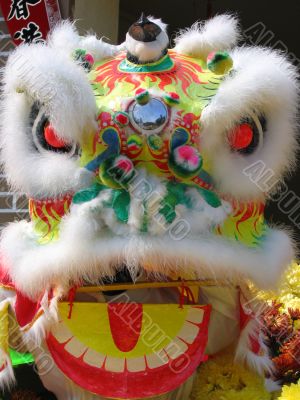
[174, 14, 240, 58]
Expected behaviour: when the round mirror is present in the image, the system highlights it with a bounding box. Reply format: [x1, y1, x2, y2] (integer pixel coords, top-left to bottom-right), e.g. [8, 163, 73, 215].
[129, 98, 168, 135]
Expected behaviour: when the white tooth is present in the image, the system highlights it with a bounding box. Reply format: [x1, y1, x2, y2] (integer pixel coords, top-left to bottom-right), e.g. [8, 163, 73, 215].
[83, 349, 105, 368]
[146, 350, 169, 369]
[164, 338, 188, 359]
[64, 337, 87, 358]
[126, 356, 146, 372]
[105, 356, 125, 373]
[187, 307, 204, 324]
[51, 322, 72, 344]
[177, 321, 199, 344]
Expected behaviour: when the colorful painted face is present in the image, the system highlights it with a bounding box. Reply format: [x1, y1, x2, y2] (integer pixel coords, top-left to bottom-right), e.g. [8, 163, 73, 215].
[0, 14, 298, 399]
[29, 50, 266, 249]
[0, 16, 297, 298]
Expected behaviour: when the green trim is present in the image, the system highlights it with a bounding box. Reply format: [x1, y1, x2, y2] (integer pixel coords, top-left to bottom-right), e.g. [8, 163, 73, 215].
[196, 187, 222, 208]
[118, 54, 175, 74]
[73, 183, 104, 204]
[10, 349, 34, 366]
[106, 190, 130, 223]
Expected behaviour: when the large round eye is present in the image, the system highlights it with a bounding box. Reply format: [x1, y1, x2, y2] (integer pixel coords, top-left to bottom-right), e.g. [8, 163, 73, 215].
[30, 104, 77, 155]
[228, 113, 266, 155]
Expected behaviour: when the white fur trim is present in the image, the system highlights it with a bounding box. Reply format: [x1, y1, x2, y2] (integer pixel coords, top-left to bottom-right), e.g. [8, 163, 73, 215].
[0, 213, 293, 299]
[48, 20, 123, 61]
[0, 351, 15, 390]
[1, 41, 96, 197]
[235, 319, 274, 376]
[22, 292, 59, 346]
[201, 46, 299, 200]
[79, 36, 125, 62]
[265, 378, 282, 393]
[174, 14, 240, 58]
[47, 20, 81, 54]
[147, 16, 168, 33]
[3, 43, 96, 143]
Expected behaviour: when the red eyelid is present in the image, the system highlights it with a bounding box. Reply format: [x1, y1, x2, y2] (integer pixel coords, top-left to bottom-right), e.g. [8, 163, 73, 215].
[44, 124, 69, 148]
[228, 123, 254, 150]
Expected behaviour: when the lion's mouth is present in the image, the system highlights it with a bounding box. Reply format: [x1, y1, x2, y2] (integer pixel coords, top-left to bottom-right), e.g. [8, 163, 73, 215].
[46, 302, 210, 399]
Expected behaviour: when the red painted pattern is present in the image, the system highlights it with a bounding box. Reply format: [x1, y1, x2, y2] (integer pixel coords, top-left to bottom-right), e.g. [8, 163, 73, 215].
[46, 305, 211, 399]
[108, 303, 143, 352]
[94, 51, 208, 97]
[29, 194, 73, 236]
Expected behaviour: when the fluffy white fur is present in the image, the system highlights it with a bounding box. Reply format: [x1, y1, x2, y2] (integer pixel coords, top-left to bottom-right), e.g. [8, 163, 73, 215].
[174, 14, 240, 58]
[125, 17, 169, 63]
[1, 90, 93, 197]
[201, 46, 299, 201]
[21, 291, 59, 346]
[235, 319, 274, 376]
[3, 43, 96, 143]
[1, 31, 96, 197]
[0, 204, 293, 298]
[0, 351, 15, 390]
[48, 20, 124, 61]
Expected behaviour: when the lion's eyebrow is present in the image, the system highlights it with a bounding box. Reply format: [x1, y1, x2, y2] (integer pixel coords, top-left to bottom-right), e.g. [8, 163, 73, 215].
[174, 14, 240, 58]
[201, 46, 298, 131]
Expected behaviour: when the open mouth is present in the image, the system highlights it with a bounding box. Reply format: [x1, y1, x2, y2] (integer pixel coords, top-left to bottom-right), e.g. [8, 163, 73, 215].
[46, 302, 210, 399]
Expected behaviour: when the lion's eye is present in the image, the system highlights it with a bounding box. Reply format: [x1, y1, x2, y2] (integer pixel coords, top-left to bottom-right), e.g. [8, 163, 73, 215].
[44, 124, 69, 149]
[228, 114, 265, 155]
[31, 104, 77, 155]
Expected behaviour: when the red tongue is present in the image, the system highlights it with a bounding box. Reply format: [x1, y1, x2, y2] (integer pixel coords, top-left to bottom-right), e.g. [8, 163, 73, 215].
[108, 303, 143, 352]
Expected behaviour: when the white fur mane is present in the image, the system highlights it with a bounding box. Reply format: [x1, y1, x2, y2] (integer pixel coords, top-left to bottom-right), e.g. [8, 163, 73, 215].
[174, 14, 240, 58]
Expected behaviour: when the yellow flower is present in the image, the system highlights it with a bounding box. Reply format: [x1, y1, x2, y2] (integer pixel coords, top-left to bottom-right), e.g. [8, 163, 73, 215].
[191, 351, 271, 400]
[277, 382, 300, 400]
[249, 262, 300, 312]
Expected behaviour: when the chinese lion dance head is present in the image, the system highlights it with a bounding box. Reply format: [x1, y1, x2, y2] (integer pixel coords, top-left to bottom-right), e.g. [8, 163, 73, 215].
[0, 13, 298, 400]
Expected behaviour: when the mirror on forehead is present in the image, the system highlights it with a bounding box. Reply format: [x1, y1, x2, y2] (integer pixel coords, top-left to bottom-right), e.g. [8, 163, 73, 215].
[129, 98, 168, 134]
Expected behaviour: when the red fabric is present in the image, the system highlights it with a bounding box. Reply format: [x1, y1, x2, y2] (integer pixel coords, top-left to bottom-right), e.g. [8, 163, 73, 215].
[0, 265, 14, 289]
[0, 0, 60, 45]
[67, 287, 77, 320]
[108, 303, 143, 352]
[249, 333, 261, 355]
[14, 290, 42, 327]
[239, 297, 251, 330]
[47, 305, 211, 399]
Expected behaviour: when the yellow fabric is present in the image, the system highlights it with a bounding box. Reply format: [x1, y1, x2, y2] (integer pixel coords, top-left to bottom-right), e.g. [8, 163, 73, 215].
[0, 301, 9, 366]
[59, 302, 193, 358]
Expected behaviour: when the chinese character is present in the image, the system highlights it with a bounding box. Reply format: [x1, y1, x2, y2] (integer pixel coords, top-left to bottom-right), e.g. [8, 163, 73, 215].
[14, 22, 43, 43]
[8, 0, 41, 20]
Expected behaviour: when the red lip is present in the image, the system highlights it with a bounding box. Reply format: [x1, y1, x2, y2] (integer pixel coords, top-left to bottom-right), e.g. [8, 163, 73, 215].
[46, 304, 211, 399]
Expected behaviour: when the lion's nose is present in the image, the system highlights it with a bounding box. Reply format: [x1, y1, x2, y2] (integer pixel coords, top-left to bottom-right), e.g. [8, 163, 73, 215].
[128, 13, 162, 43]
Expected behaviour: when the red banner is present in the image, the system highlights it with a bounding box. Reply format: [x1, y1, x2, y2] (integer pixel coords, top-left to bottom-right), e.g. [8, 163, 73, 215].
[0, 0, 61, 45]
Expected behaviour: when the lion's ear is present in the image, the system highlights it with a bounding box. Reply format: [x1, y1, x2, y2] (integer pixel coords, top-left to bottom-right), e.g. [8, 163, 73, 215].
[174, 14, 240, 58]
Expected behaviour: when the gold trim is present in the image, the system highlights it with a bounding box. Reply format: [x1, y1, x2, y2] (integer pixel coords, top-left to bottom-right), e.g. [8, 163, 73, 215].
[77, 280, 228, 293]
